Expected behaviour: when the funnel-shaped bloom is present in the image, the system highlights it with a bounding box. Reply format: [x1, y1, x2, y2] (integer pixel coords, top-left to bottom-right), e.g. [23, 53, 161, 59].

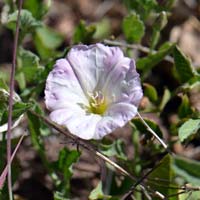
[45, 43, 143, 140]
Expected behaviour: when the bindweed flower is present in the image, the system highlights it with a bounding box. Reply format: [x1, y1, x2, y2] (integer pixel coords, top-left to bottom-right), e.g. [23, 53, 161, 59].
[45, 43, 143, 140]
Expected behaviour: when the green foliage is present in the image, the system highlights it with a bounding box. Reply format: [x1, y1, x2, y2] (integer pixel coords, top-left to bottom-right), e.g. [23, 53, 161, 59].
[178, 95, 193, 118]
[143, 83, 158, 102]
[89, 181, 111, 200]
[0, 133, 6, 171]
[27, 104, 80, 198]
[137, 42, 174, 71]
[100, 139, 127, 160]
[54, 191, 69, 200]
[1, 0, 200, 199]
[73, 20, 96, 44]
[180, 75, 200, 91]
[93, 18, 111, 40]
[6, 9, 41, 35]
[179, 191, 200, 200]
[132, 117, 163, 139]
[173, 156, 200, 186]
[34, 26, 64, 59]
[23, 0, 51, 19]
[57, 148, 80, 180]
[122, 13, 145, 43]
[1, 102, 31, 125]
[53, 148, 80, 198]
[16, 47, 42, 90]
[123, 0, 158, 20]
[0, 136, 10, 199]
[147, 154, 178, 200]
[150, 11, 168, 50]
[173, 46, 197, 83]
[159, 88, 171, 111]
[0, 185, 9, 200]
[27, 106, 47, 152]
[178, 119, 200, 142]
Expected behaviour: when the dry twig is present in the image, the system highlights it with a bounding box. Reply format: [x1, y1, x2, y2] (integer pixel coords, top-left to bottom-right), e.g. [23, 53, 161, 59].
[7, 0, 23, 199]
[103, 39, 174, 63]
[29, 110, 166, 199]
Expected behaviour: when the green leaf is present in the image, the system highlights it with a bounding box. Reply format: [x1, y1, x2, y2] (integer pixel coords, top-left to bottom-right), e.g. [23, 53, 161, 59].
[150, 11, 168, 50]
[173, 46, 196, 83]
[0, 72, 9, 84]
[173, 155, 200, 185]
[0, 88, 9, 105]
[178, 119, 200, 142]
[178, 95, 193, 118]
[159, 88, 171, 111]
[16, 47, 42, 90]
[93, 18, 111, 40]
[123, 0, 158, 20]
[0, 88, 24, 128]
[73, 20, 96, 44]
[36, 26, 63, 49]
[58, 148, 80, 179]
[17, 47, 40, 70]
[27, 108, 46, 152]
[154, 11, 168, 31]
[0, 102, 32, 125]
[180, 75, 200, 91]
[143, 83, 158, 102]
[11, 102, 32, 119]
[137, 43, 174, 71]
[27, 105, 59, 183]
[156, 0, 175, 11]
[0, 180, 9, 200]
[23, 0, 51, 19]
[53, 147, 80, 197]
[179, 191, 200, 200]
[132, 117, 163, 139]
[34, 26, 64, 59]
[54, 191, 69, 200]
[7, 9, 41, 33]
[89, 181, 111, 200]
[147, 154, 178, 200]
[122, 13, 145, 43]
[0, 79, 9, 91]
[0, 133, 6, 170]
[100, 139, 127, 160]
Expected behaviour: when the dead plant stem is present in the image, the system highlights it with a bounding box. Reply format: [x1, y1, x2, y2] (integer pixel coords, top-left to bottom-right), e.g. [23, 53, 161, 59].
[29, 110, 165, 199]
[7, 0, 23, 199]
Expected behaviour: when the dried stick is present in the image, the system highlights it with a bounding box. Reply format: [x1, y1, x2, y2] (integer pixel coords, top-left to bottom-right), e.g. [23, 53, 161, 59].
[29, 110, 136, 179]
[122, 162, 164, 200]
[7, 0, 23, 199]
[103, 39, 174, 63]
[137, 112, 169, 151]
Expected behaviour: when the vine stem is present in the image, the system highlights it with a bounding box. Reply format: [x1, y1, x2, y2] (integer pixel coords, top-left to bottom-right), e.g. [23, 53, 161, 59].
[29, 110, 166, 199]
[103, 39, 174, 63]
[7, 0, 23, 199]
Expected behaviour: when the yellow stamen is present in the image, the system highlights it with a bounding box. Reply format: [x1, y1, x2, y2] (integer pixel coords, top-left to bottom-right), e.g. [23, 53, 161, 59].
[88, 91, 107, 115]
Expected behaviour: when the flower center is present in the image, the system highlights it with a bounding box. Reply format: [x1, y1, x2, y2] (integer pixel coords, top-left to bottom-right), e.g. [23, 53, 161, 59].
[88, 91, 107, 115]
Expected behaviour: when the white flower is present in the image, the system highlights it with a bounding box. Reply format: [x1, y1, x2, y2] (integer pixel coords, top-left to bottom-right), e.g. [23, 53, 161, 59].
[45, 43, 143, 139]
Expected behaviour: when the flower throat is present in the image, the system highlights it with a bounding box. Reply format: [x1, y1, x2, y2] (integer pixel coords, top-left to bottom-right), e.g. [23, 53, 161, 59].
[88, 91, 107, 115]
